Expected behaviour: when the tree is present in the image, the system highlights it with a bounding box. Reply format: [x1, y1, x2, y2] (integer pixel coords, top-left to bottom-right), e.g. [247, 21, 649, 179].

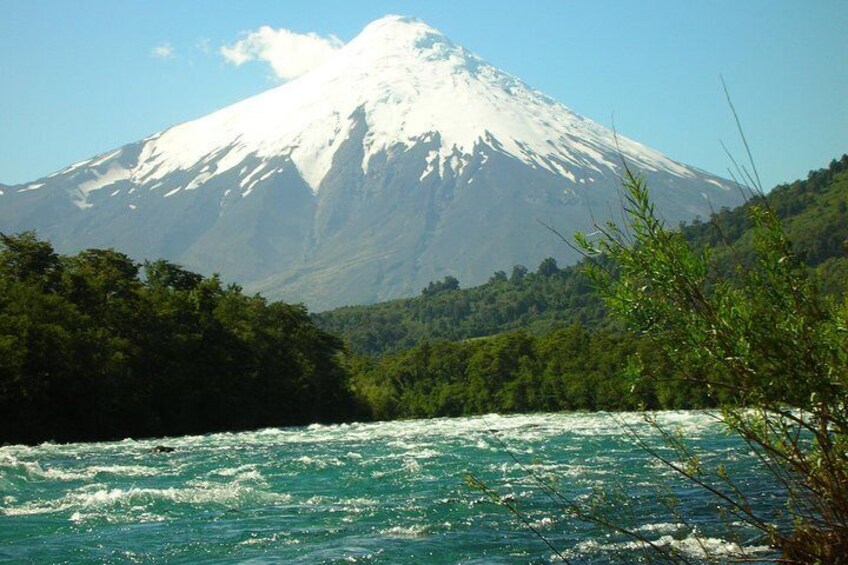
[489, 270, 508, 283]
[575, 169, 848, 563]
[144, 259, 203, 291]
[510, 264, 528, 282]
[537, 257, 559, 276]
[421, 275, 460, 296]
[0, 231, 62, 290]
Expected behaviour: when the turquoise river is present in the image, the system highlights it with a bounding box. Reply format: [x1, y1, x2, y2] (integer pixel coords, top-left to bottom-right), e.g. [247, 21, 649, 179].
[1, 411, 782, 563]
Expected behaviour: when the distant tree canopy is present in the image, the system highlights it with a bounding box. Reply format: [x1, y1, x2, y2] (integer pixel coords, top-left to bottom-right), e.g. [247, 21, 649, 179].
[422, 275, 460, 297]
[536, 257, 559, 276]
[510, 264, 528, 281]
[0, 233, 358, 445]
[489, 270, 508, 283]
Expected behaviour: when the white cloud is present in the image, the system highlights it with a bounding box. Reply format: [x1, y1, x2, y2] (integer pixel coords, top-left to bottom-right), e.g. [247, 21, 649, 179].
[151, 42, 175, 59]
[220, 26, 343, 81]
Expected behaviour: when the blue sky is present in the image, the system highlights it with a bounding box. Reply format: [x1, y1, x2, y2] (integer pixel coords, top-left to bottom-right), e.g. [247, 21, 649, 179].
[1, 0, 845, 189]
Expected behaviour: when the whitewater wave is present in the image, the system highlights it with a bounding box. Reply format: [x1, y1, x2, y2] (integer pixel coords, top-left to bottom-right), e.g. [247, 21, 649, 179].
[2, 481, 292, 520]
[571, 531, 773, 561]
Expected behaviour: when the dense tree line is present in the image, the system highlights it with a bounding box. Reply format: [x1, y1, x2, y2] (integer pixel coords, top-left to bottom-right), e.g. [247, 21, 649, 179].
[0, 233, 357, 444]
[347, 325, 722, 421]
[315, 259, 610, 356]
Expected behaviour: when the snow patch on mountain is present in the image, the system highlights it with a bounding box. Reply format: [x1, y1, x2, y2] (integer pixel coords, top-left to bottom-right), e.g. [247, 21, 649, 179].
[74, 164, 132, 209]
[420, 150, 439, 181]
[243, 168, 280, 197]
[705, 178, 727, 188]
[18, 183, 45, 193]
[185, 171, 213, 191]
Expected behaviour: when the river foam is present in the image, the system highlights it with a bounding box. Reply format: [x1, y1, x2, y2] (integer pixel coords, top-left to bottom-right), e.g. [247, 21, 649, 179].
[1, 411, 779, 563]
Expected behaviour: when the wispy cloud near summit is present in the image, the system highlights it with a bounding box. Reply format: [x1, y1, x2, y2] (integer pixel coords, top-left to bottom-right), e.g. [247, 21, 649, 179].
[220, 26, 343, 81]
[151, 42, 175, 60]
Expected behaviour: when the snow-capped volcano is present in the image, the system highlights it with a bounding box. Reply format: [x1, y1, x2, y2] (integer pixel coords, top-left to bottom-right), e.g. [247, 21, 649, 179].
[0, 15, 741, 310]
[117, 15, 691, 195]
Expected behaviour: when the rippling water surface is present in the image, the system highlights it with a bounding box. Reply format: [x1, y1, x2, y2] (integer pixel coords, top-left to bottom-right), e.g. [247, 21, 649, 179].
[1, 411, 780, 563]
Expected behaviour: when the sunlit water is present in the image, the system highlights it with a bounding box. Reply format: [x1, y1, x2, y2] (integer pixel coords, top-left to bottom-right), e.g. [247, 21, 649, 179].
[1, 411, 781, 563]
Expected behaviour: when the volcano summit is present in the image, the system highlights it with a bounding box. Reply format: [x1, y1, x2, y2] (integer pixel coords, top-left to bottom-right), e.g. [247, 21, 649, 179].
[0, 16, 740, 310]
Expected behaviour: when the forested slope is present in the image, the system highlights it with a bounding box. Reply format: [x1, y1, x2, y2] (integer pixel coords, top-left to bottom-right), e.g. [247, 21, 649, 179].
[327, 156, 848, 421]
[316, 155, 848, 355]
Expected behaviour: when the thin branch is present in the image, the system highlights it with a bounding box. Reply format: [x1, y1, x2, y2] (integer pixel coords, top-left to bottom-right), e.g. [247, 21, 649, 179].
[721, 76, 763, 195]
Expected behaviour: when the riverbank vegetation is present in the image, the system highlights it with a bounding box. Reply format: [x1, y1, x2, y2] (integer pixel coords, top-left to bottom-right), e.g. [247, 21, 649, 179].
[346, 326, 724, 421]
[0, 236, 355, 444]
[572, 156, 848, 562]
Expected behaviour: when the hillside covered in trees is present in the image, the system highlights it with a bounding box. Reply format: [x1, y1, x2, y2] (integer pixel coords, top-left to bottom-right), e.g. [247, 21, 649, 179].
[326, 156, 848, 421]
[315, 155, 848, 355]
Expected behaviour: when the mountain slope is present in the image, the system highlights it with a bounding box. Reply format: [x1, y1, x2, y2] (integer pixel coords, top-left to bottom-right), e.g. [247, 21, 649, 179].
[315, 155, 848, 354]
[0, 15, 740, 310]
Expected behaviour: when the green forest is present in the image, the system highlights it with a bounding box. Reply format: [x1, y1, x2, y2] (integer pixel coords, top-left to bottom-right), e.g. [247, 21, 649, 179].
[0, 238, 357, 444]
[1, 155, 846, 445]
